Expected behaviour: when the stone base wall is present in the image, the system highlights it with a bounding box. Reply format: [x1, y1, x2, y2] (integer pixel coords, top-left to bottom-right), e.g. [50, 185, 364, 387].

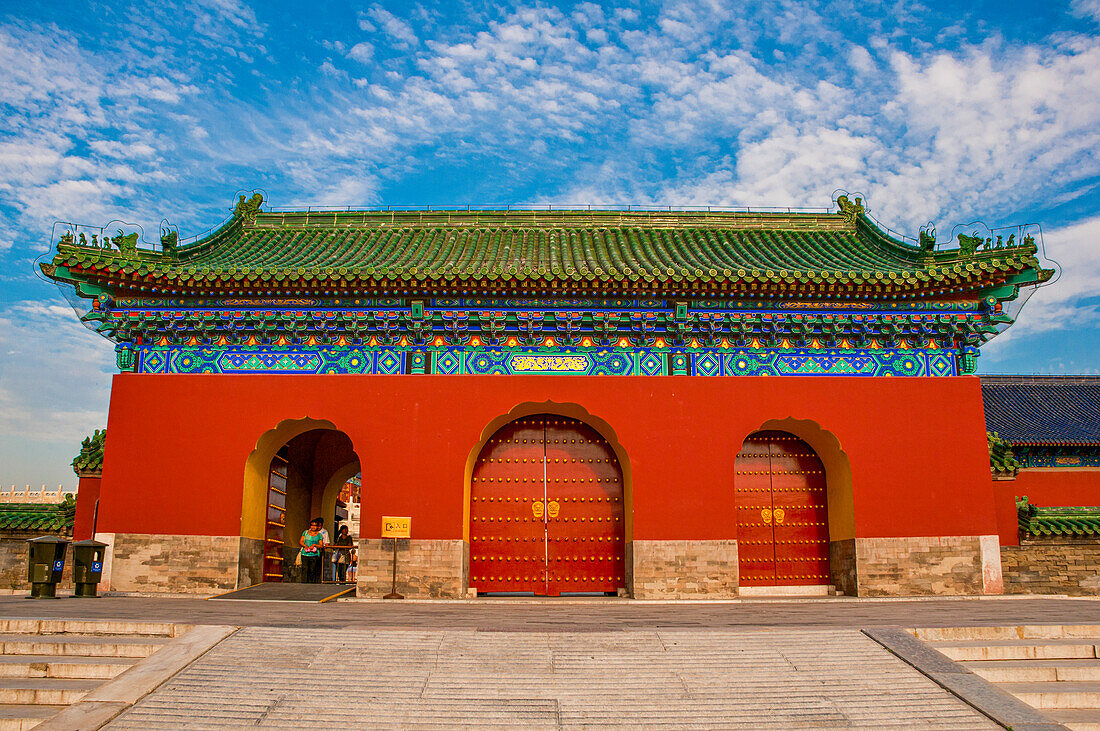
[1001, 541, 1100, 596]
[631, 540, 738, 599]
[829, 539, 857, 596]
[357, 538, 466, 598]
[852, 536, 986, 596]
[98, 533, 240, 594]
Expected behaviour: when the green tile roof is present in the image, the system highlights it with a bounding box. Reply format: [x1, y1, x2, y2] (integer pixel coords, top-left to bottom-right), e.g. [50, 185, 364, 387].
[72, 429, 105, 476]
[1018, 497, 1100, 539]
[988, 431, 1021, 477]
[0, 500, 76, 533]
[42, 195, 1052, 300]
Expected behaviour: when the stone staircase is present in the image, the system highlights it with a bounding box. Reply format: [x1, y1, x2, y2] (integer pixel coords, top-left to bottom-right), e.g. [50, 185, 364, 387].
[0, 619, 183, 730]
[915, 625, 1100, 731]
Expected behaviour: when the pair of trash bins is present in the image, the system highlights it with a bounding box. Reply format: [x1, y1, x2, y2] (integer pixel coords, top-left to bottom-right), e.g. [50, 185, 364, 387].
[26, 536, 107, 599]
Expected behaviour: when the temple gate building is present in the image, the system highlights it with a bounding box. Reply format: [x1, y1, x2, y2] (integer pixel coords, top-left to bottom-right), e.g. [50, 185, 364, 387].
[44, 192, 1070, 598]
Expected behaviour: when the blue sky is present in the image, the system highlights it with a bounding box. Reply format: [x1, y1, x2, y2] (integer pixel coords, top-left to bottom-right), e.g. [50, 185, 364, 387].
[1, 0, 1098, 489]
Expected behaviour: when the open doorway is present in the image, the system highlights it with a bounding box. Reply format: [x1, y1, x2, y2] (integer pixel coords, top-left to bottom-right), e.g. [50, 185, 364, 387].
[261, 429, 360, 583]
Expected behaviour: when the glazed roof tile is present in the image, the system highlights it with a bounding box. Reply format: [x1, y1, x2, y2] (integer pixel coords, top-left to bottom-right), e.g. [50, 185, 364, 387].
[0, 502, 76, 533]
[72, 429, 105, 476]
[983, 376, 1100, 445]
[43, 197, 1051, 299]
[1018, 500, 1100, 538]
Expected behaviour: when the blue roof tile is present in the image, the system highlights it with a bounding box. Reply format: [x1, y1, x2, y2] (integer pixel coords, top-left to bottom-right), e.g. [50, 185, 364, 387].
[982, 376, 1100, 445]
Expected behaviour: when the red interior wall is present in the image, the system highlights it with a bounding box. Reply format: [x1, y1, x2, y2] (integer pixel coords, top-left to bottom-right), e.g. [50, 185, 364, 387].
[97, 374, 997, 541]
[73, 475, 101, 540]
[993, 470, 1100, 546]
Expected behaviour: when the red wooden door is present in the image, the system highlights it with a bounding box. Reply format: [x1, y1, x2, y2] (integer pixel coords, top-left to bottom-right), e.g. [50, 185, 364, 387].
[544, 417, 625, 596]
[736, 431, 830, 587]
[470, 415, 625, 596]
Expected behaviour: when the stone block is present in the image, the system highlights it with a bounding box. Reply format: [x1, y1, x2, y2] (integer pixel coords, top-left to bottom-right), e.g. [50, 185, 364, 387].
[853, 536, 986, 596]
[630, 539, 738, 599]
[103, 533, 240, 594]
[356, 538, 466, 598]
[1001, 540, 1100, 596]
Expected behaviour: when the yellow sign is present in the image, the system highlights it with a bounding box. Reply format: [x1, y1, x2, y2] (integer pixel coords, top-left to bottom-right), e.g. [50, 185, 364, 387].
[381, 516, 411, 538]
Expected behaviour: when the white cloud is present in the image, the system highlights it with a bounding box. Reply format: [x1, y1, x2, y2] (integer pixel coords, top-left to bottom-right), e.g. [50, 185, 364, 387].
[348, 42, 374, 63]
[1071, 0, 1100, 24]
[367, 5, 419, 47]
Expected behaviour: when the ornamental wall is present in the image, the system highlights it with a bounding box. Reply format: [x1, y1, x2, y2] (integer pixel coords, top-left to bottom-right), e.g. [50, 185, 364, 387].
[91, 372, 1000, 597]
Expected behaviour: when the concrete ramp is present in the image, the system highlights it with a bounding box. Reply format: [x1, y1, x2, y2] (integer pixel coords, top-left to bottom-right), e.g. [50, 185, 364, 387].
[208, 583, 354, 603]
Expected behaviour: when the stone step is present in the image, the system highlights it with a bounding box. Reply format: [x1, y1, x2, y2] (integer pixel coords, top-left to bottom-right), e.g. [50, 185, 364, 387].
[0, 678, 100, 706]
[965, 658, 1100, 683]
[1000, 681, 1100, 710]
[0, 634, 168, 659]
[0, 620, 180, 638]
[0, 655, 136, 680]
[914, 625, 1100, 642]
[933, 638, 1100, 661]
[1047, 708, 1100, 731]
[0, 704, 59, 731]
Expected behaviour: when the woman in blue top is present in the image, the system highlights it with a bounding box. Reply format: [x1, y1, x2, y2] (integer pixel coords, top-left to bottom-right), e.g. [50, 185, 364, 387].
[299, 517, 326, 583]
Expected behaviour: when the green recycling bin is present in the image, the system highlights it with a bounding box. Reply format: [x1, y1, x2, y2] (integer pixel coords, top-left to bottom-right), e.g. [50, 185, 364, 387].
[26, 535, 69, 599]
[71, 539, 108, 598]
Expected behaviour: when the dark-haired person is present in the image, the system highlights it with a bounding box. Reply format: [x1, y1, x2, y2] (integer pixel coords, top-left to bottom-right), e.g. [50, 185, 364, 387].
[331, 524, 354, 583]
[299, 518, 327, 583]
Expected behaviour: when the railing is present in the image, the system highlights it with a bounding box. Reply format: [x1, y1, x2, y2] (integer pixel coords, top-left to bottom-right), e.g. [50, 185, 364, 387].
[0, 485, 71, 504]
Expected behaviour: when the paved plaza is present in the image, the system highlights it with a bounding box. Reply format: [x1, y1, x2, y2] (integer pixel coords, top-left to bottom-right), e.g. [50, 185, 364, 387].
[5, 596, 1096, 729]
[107, 626, 998, 729]
[2, 594, 1099, 632]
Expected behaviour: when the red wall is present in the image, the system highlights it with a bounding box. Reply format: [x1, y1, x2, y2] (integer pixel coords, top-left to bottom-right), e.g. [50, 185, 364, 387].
[993, 470, 1100, 546]
[73, 475, 101, 540]
[97, 374, 998, 541]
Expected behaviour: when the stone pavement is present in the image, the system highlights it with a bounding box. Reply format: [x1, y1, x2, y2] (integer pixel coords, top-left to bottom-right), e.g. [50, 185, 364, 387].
[1, 595, 1098, 632]
[106, 626, 1000, 729]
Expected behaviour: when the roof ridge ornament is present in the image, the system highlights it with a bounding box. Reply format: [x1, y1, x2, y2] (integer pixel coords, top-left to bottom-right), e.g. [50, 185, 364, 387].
[835, 194, 865, 224]
[235, 192, 264, 224]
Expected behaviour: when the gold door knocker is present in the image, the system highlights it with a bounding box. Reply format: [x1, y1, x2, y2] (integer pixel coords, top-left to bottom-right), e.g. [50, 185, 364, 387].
[547, 500, 560, 518]
[761, 508, 772, 524]
[532, 500, 544, 519]
[773, 508, 785, 524]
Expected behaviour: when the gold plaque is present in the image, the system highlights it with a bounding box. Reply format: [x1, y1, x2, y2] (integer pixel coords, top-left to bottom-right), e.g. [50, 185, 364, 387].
[773, 508, 785, 524]
[548, 500, 560, 518]
[532, 500, 545, 519]
[381, 516, 411, 538]
[761, 508, 772, 524]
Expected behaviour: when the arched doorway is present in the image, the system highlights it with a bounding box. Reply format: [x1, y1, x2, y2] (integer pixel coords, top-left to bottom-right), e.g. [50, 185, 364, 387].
[259, 429, 360, 583]
[470, 414, 625, 596]
[735, 430, 830, 588]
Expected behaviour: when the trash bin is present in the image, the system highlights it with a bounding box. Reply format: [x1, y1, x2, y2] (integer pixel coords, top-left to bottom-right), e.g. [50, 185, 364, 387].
[26, 535, 69, 599]
[71, 539, 108, 598]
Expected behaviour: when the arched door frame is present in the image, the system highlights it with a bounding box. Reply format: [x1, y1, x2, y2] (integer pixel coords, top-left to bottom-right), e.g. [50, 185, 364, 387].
[241, 416, 353, 541]
[464, 401, 633, 593]
[734, 417, 856, 592]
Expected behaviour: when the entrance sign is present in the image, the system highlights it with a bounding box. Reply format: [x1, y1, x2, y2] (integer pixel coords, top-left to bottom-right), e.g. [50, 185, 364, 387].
[381, 516, 411, 538]
[381, 516, 410, 599]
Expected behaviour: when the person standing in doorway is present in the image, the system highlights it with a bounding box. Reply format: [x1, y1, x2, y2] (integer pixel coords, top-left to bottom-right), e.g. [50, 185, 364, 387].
[332, 524, 353, 583]
[299, 518, 326, 583]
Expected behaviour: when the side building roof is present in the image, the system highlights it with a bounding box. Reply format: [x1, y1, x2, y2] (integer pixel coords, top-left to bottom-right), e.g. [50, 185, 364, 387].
[983, 376, 1100, 446]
